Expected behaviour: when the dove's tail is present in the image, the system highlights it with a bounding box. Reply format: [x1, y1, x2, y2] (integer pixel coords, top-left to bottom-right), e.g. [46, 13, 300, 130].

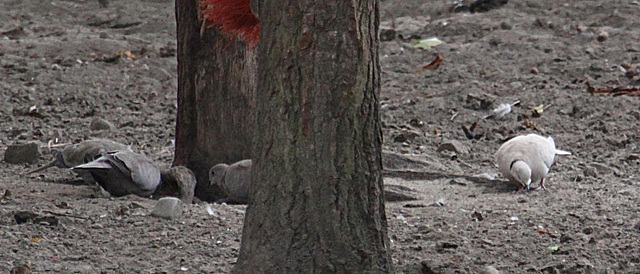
[24, 161, 57, 175]
[555, 149, 572, 155]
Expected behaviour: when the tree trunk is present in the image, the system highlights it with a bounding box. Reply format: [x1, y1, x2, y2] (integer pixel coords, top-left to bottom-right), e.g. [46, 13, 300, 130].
[234, 0, 393, 272]
[174, 0, 256, 202]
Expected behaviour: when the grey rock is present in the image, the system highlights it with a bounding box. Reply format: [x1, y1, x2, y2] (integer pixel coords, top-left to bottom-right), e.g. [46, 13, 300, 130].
[4, 142, 40, 164]
[437, 140, 470, 155]
[384, 184, 418, 202]
[73, 150, 161, 197]
[588, 162, 618, 175]
[151, 197, 183, 220]
[510, 81, 523, 89]
[210, 159, 252, 204]
[89, 117, 117, 131]
[583, 166, 598, 178]
[155, 166, 196, 204]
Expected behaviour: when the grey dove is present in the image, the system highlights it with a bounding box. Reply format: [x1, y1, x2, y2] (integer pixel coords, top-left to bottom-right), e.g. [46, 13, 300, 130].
[72, 150, 161, 197]
[26, 139, 131, 182]
[496, 133, 571, 192]
[209, 159, 252, 204]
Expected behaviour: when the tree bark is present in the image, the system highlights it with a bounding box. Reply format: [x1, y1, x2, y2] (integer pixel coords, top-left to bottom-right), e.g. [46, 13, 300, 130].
[234, 0, 393, 272]
[174, 0, 256, 202]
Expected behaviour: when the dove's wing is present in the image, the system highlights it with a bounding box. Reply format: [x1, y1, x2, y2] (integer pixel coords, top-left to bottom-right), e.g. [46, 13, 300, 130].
[110, 151, 160, 192]
[224, 160, 252, 203]
[62, 139, 130, 167]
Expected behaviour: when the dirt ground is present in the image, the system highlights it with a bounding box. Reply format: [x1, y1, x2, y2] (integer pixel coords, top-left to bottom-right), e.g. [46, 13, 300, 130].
[1, 0, 639, 273]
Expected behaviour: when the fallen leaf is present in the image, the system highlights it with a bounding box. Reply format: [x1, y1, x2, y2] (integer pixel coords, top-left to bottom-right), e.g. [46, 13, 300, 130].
[124, 50, 140, 60]
[523, 119, 538, 130]
[532, 104, 544, 117]
[412, 37, 444, 49]
[418, 53, 443, 71]
[587, 82, 640, 97]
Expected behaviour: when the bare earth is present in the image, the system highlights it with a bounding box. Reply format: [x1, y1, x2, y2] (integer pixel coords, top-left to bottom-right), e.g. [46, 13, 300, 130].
[1, 0, 639, 273]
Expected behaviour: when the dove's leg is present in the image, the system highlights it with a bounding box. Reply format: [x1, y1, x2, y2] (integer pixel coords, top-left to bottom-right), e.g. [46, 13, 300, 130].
[536, 178, 546, 190]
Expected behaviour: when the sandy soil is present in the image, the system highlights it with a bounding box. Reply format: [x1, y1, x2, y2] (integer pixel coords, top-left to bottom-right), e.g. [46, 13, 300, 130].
[1, 0, 639, 273]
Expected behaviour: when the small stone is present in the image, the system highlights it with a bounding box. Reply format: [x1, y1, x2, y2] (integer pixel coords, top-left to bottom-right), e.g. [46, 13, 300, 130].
[421, 260, 437, 274]
[471, 211, 483, 221]
[596, 30, 608, 42]
[89, 117, 117, 131]
[409, 118, 424, 128]
[4, 142, 40, 164]
[151, 197, 183, 220]
[588, 162, 618, 175]
[481, 265, 500, 274]
[474, 173, 495, 180]
[583, 166, 598, 178]
[436, 242, 458, 252]
[585, 47, 595, 55]
[393, 131, 421, 143]
[14, 211, 39, 224]
[510, 81, 523, 89]
[531, 67, 539, 74]
[500, 22, 512, 30]
[437, 140, 470, 155]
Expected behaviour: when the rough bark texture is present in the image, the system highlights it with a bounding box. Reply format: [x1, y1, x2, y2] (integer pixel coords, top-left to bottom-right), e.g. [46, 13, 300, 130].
[234, 0, 393, 273]
[174, 0, 256, 202]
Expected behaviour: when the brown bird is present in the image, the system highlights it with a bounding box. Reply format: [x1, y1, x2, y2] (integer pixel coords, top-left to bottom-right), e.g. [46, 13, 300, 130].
[209, 159, 252, 204]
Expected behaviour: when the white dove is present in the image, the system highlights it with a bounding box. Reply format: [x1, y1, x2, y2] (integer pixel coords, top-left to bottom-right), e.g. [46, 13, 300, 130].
[496, 133, 571, 192]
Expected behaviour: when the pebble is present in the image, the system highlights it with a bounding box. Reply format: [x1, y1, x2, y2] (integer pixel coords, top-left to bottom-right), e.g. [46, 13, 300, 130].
[583, 166, 598, 178]
[588, 162, 619, 175]
[596, 30, 608, 42]
[4, 142, 40, 164]
[437, 140, 470, 155]
[89, 117, 117, 131]
[510, 81, 523, 89]
[151, 197, 183, 220]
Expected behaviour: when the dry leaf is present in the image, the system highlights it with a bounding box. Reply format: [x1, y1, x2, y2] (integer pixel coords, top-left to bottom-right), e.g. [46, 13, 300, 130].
[124, 50, 140, 60]
[418, 53, 443, 71]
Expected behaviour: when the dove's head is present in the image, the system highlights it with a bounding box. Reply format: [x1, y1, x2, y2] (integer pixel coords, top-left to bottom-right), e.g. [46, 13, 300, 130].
[52, 150, 68, 168]
[510, 160, 532, 188]
[209, 163, 229, 187]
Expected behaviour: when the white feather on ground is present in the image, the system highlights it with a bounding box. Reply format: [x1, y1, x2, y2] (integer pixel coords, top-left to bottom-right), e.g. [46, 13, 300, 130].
[484, 100, 520, 119]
